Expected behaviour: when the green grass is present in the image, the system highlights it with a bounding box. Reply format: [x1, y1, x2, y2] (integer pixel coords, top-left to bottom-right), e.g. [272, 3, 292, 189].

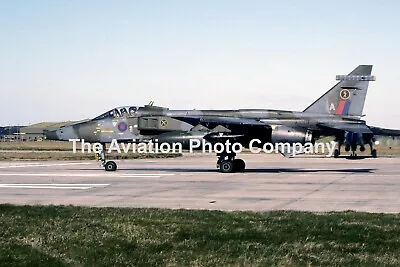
[0, 141, 182, 160]
[0, 141, 73, 151]
[1, 205, 400, 266]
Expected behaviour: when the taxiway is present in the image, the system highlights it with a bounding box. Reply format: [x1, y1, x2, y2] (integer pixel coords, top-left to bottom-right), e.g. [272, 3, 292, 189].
[0, 154, 399, 212]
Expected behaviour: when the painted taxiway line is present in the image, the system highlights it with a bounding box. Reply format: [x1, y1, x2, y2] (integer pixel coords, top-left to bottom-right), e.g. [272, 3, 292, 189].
[0, 183, 110, 190]
[120, 174, 174, 178]
[120, 175, 161, 178]
[0, 173, 174, 178]
[120, 173, 175, 176]
[0, 183, 110, 186]
[0, 185, 92, 190]
[0, 162, 92, 169]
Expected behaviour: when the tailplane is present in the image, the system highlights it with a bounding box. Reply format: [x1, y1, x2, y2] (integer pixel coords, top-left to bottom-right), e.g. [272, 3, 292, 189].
[303, 65, 374, 117]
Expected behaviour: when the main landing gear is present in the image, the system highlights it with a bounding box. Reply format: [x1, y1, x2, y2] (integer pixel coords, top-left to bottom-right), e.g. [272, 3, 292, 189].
[334, 144, 359, 158]
[333, 140, 378, 158]
[333, 140, 343, 158]
[369, 141, 377, 158]
[216, 152, 246, 173]
[96, 144, 118, 171]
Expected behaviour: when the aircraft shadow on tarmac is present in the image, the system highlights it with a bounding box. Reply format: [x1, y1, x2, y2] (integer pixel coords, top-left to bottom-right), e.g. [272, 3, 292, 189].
[105, 167, 376, 173]
[338, 155, 399, 160]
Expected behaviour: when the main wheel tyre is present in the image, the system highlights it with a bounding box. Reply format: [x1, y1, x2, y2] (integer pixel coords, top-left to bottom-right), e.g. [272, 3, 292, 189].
[105, 161, 117, 171]
[233, 159, 246, 172]
[220, 160, 235, 173]
[372, 149, 377, 158]
[334, 149, 340, 158]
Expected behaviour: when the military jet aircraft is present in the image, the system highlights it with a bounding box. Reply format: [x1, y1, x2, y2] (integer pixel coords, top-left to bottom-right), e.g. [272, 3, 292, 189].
[46, 65, 400, 172]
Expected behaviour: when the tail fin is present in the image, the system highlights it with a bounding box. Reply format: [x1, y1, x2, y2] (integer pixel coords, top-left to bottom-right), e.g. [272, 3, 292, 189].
[303, 65, 374, 116]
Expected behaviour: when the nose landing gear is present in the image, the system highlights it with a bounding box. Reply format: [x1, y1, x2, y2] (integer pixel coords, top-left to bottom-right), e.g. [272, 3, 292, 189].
[96, 144, 118, 171]
[105, 161, 117, 171]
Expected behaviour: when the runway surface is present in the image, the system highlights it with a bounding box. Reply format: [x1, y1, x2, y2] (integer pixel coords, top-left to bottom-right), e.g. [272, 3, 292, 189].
[0, 154, 400, 213]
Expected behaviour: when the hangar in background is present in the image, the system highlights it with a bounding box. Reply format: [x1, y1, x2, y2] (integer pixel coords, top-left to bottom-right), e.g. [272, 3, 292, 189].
[0, 126, 25, 141]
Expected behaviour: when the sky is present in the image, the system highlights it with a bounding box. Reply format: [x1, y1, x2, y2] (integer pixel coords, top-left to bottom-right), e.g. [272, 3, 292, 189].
[1, 0, 400, 128]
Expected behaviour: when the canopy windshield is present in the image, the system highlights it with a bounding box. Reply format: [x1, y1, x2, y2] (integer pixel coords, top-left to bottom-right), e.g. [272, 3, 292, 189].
[93, 106, 139, 120]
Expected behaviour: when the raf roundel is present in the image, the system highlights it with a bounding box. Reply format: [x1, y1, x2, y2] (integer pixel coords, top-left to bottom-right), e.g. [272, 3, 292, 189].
[117, 121, 128, 132]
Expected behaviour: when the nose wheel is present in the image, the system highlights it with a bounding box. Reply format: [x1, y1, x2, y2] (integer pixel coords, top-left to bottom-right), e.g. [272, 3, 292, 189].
[105, 161, 117, 171]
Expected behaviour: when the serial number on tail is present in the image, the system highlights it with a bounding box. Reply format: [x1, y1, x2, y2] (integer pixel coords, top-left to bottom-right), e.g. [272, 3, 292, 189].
[336, 75, 376, 81]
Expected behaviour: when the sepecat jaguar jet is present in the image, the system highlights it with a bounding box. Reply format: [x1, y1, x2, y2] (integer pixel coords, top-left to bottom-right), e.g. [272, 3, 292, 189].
[46, 65, 400, 172]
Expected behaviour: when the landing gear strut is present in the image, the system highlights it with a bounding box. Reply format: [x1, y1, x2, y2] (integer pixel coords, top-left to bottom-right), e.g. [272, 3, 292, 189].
[369, 141, 377, 158]
[96, 144, 117, 171]
[216, 152, 246, 173]
[334, 140, 342, 158]
[334, 140, 378, 159]
[349, 151, 358, 158]
[350, 144, 358, 158]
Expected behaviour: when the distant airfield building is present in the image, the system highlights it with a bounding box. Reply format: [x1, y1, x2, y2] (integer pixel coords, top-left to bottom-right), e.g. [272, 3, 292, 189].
[0, 126, 25, 141]
[19, 122, 61, 141]
[377, 136, 400, 146]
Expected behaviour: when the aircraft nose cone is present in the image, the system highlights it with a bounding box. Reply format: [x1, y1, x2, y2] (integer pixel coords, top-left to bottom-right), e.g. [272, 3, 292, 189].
[44, 126, 78, 141]
[44, 129, 60, 140]
[56, 125, 79, 141]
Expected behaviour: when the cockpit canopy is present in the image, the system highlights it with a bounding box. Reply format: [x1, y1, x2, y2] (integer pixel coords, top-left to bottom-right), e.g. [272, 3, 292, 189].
[93, 106, 139, 120]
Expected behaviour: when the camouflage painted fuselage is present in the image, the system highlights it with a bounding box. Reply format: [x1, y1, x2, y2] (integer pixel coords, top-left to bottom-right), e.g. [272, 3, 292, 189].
[45, 104, 367, 146]
[45, 65, 400, 149]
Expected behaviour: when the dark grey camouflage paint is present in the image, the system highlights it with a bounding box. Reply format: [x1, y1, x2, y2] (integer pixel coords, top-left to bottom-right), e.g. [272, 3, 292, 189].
[45, 65, 400, 148]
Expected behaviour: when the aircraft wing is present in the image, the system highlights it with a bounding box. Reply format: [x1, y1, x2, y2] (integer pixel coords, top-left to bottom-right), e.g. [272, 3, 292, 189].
[174, 116, 271, 142]
[317, 122, 373, 134]
[199, 117, 267, 126]
[175, 116, 267, 126]
[368, 126, 400, 136]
